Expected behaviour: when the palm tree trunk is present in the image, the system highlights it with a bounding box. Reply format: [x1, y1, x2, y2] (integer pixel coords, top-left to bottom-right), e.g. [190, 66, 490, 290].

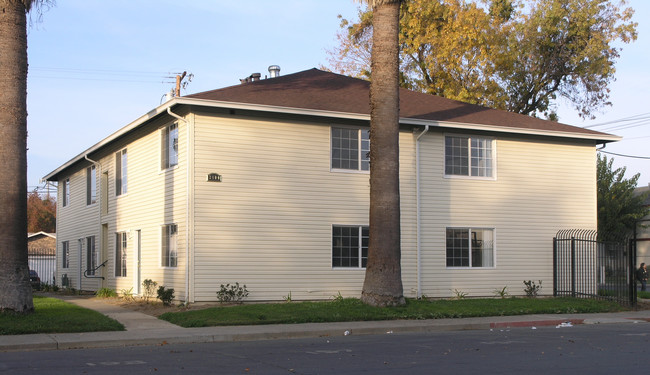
[0, 0, 34, 313]
[361, 0, 405, 307]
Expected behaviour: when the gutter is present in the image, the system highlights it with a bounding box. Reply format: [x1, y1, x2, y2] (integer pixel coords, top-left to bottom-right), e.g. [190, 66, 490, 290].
[415, 125, 430, 299]
[167, 107, 192, 305]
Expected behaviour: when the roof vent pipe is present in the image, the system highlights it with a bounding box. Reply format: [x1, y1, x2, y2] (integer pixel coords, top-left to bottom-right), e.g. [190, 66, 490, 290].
[251, 73, 261, 81]
[268, 65, 281, 78]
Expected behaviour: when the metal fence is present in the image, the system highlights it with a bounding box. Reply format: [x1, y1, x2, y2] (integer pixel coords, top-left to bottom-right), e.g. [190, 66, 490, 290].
[28, 248, 56, 287]
[553, 229, 636, 305]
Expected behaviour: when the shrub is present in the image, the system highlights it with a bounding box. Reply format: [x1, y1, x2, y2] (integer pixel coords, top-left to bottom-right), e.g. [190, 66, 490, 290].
[453, 289, 467, 299]
[523, 280, 542, 297]
[157, 286, 175, 306]
[96, 288, 118, 298]
[493, 286, 509, 298]
[121, 287, 134, 301]
[216, 282, 249, 303]
[142, 279, 158, 302]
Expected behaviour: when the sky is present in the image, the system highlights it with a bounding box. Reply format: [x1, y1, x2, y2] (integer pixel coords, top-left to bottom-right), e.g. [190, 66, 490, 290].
[26, 0, 649, 192]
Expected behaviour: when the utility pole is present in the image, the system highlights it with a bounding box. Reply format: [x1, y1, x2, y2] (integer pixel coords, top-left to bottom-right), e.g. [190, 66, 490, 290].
[175, 71, 187, 97]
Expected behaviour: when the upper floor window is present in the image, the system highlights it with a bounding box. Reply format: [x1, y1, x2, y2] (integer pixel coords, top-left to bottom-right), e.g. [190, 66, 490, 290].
[332, 225, 368, 268]
[446, 228, 495, 268]
[162, 123, 179, 170]
[86, 165, 97, 205]
[115, 149, 127, 196]
[162, 224, 178, 267]
[445, 135, 494, 178]
[331, 127, 370, 171]
[62, 178, 70, 207]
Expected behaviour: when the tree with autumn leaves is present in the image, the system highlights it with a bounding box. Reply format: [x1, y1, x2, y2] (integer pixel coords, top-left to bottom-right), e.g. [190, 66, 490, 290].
[27, 191, 56, 233]
[329, 0, 637, 120]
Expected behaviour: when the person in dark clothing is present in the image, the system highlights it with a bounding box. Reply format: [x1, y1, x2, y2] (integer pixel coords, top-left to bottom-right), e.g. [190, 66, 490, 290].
[636, 263, 648, 292]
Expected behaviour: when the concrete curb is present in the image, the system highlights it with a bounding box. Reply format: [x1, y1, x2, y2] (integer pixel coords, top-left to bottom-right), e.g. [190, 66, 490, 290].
[3, 315, 647, 352]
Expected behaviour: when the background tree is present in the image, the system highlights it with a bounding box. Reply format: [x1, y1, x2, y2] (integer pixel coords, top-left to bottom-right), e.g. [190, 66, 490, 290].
[360, 0, 406, 307]
[597, 154, 649, 241]
[27, 191, 56, 233]
[328, 0, 637, 119]
[0, 0, 53, 313]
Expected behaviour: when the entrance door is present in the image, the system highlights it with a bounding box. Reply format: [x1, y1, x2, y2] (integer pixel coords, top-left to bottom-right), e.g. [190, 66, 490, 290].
[77, 239, 83, 289]
[101, 224, 108, 289]
[133, 230, 141, 295]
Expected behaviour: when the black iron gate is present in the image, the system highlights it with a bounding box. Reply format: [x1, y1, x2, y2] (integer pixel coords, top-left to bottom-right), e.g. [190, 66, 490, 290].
[553, 229, 637, 305]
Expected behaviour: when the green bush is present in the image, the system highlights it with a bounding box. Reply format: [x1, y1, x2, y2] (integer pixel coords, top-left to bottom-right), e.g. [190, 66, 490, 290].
[523, 280, 542, 297]
[216, 282, 249, 303]
[142, 279, 158, 301]
[157, 286, 175, 306]
[96, 288, 118, 298]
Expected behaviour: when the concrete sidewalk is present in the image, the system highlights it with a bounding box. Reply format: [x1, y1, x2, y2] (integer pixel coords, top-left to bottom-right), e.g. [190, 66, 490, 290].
[2, 297, 649, 352]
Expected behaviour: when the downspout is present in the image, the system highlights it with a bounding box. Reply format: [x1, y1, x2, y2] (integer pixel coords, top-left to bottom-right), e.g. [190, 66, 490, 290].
[167, 107, 191, 304]
[415, 125, 430, 299]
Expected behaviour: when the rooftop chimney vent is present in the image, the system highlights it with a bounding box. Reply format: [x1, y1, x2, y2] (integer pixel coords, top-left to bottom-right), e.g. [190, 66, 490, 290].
[268, 65, 281, 78]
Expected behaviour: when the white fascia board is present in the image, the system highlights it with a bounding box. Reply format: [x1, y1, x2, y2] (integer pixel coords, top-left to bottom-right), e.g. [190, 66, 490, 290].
[183, 97, 620, 142]
[42, 101, 176, 181]
[42, 98, 619, 181]
[399, 117, 621, 143]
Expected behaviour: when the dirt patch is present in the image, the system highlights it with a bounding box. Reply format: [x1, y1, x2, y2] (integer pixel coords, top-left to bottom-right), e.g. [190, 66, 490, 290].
[99, 297, 228, 317]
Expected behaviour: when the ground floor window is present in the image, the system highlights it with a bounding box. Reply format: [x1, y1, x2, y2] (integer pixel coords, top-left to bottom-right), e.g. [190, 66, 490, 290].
[115, 232, 127, 277]
[86, 236, 97, 275]
[446, 228, 495, 268]
[62, 241, 69, 269]
[332, 225, 368, 268]
[162, 224, 178, 267]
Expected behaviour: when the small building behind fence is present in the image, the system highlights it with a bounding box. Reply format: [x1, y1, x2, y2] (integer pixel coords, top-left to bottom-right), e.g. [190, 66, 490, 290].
[28, 232, 56, 285]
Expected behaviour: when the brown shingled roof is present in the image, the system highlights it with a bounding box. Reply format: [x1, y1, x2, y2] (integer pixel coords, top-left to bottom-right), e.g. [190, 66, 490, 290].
[187, 68, 611, 139]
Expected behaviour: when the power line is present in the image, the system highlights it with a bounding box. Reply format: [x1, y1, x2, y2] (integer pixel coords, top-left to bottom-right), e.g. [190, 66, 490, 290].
[598, 150, 650, 160]
[584, 112, 650, 128]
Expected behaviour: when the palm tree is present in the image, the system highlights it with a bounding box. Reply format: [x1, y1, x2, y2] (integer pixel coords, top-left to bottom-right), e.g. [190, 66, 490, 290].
[359, 0, 405, 307]
[0, 0, 41, 313]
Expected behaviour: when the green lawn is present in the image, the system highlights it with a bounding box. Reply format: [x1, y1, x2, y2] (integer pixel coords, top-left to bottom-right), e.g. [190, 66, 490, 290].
[160, 297, 625, 328]
[0, 295, 124, 335]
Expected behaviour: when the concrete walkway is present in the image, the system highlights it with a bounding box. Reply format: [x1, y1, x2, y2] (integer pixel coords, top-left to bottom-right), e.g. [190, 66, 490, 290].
[1, 296, 649, 352]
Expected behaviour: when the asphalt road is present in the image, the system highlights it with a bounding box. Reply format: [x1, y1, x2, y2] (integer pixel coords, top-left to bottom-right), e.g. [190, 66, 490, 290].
[1, 323, 649, 374]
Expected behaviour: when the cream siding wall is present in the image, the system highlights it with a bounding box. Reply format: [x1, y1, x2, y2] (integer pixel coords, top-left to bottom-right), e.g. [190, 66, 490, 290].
[417, 132, 597, 298]
[55, 115, 189, 298]
[54, 107, 599, 302]
[191, 112, 417, 302]
[55, 169, 101, 291]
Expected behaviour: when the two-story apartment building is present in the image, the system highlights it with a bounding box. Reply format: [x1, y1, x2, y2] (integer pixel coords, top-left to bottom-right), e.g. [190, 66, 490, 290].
[635, 184, 650, 266]
[43, 68, 618, 302]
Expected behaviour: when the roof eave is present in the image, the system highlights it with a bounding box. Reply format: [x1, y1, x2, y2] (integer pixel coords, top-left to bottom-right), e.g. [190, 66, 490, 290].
[42, 97, 619, 181]
[42, 99, 178, 182]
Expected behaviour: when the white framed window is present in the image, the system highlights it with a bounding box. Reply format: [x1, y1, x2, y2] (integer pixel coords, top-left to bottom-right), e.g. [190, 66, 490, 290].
[446, 228, 495, 268]
[62, 241, 70, 269]
[162, 123, 179, 170]
[62, 178, 70, 207]
[444, 135, 494, 178]
[331, 127, 370, 171]
[115, 232, 127, 277]
[332, 225, 368, 268]
[86, 236, 97, 275]
[161, 224, 178, 267]
[86, 165, 97, 205]
[115, 149, 127, 196]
